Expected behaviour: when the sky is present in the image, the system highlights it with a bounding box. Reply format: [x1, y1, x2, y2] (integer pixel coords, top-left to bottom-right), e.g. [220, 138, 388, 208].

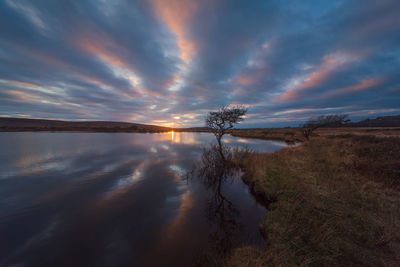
[0, 0, 399, 128]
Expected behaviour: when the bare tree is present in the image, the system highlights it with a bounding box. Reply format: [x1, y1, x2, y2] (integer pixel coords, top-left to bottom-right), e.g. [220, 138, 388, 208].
[301, 114, 349, 140]
[205, 106, 248, 148]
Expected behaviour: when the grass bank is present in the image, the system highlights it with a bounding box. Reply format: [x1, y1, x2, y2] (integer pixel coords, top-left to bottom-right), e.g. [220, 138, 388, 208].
[227, 133, 400, 266]
[230, 128, 304, 143]
[230, 127, 400, 143]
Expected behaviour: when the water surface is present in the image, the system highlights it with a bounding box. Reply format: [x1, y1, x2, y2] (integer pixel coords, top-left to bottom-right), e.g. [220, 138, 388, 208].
[0, 132, 287, 266]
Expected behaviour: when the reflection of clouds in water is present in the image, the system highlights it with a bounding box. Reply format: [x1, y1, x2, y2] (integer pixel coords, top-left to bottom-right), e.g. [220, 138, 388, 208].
[223, 136, 254, 145]
[2, 159, 72, 179]
[169, 165, 186, 177]
[103, 161, 131, 173]
[162, 144, 170, 150]
[132, 168, 143, 180]
[15, 218, 60, 256]
[103, 161, 147, 199]
[165, 195, 181, 203]
[0, 132, 288, 266]
[150, 131, 199, 145]
[176, 132, 201, 145]
[271, 141, 291, 147]
[223, 139, 232, 144]
[152, 132, 173, 143]
[168, 164, 190, 204]
[13, 154, 45, 168]
[162, 183, 193, 240]
[163, 163, 195, 239]
[161, 131, 203, 145]
[223, 135, 292, 152]
[1, 133, 288, 185]
[126, 132, 285, 152]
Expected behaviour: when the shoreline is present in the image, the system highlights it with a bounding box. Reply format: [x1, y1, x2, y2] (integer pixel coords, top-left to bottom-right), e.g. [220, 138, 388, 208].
[227, 130, 400, 266]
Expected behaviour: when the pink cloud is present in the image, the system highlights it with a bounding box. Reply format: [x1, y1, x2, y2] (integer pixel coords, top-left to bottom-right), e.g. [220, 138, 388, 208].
[6, 80, 39, 88]
[279, 50, 367, 102]
[320, 77, 385, 99]
[234, 70, 264, 87]
[75, 31, 131, 70]
[151, 0, 199, 63]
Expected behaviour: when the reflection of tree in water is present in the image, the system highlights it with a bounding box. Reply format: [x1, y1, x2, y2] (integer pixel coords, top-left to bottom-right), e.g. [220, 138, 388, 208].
[189, 142, 244, 259]
[189, 106, 250, 265]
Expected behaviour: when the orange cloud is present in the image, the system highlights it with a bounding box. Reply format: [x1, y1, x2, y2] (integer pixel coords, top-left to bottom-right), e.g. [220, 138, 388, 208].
[344, 77, 382, 92]
[321, 77, 384, 99]
[74, 73, 140, 97]
[163, 73, 181, 88]
[151, 120, 175, 127]
[280, 90, 299, 102]
[75, 73, 106, 87]
[151, 0, 198, 63]
[231, 40, 271, 89]
[75, 30, 168, 97]
[76, 34, 127, 69]
[298, 57, 337, 89]
[4, 90, 36, 101]
[279, 50, 366, 102]
[235, 70, 264, 86]
[20, 47, 70, 71]
[6, 80, 39, 88]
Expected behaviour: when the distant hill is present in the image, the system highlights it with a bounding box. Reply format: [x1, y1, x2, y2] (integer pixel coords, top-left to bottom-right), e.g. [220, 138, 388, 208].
[2, 115, 399, 133]
[349, 115, 400, 127]
[0, 118, 172, 132]
[174, 127, 211, 132]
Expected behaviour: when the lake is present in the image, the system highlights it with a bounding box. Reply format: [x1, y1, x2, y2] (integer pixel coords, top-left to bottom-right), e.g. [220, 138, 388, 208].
[0, 132, 288, 266]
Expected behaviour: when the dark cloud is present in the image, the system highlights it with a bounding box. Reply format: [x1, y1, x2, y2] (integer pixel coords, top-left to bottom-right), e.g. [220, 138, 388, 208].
[0, 0, 399, 127]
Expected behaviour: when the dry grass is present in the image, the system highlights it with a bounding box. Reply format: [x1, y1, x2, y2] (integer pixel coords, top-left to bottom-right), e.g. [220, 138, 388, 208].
[230, 127, 400, 143]
[316, 127, 400, 138]
[231, 128, 304, 143]
[228, 131, 400, 266]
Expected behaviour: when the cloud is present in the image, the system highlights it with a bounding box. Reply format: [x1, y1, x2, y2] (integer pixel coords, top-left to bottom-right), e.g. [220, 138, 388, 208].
[320, 77, 385, 99]
[0, 0, 399, 127]
[151, 0, 198, 63]
[278, 50, 367, 101]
